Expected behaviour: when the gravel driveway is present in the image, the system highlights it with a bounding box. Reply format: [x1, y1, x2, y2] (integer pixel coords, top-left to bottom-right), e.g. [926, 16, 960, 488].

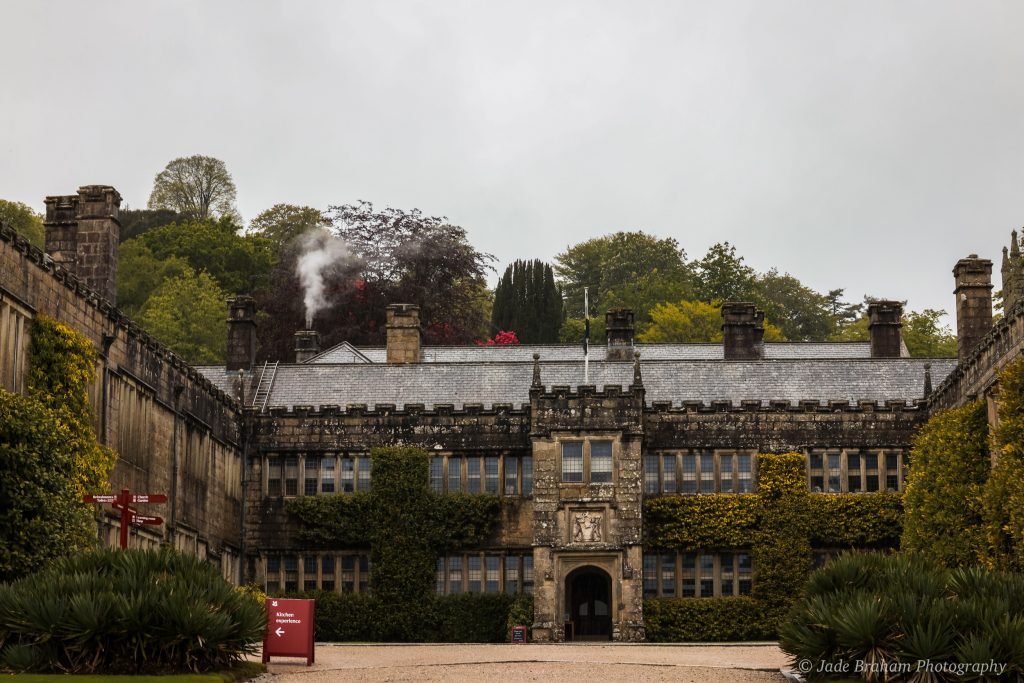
[256, 643, 789, 682]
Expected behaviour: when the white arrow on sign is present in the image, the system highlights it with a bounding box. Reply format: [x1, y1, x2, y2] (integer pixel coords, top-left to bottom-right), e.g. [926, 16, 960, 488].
[275, 627, 285, 637]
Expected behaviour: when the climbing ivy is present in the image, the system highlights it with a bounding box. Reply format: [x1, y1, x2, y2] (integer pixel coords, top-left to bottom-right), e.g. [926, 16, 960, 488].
[643, 452, 903, 640]
[284, 446, 503, 640]
[0, 316, 115, 580]
[983, 357, 1024, 570]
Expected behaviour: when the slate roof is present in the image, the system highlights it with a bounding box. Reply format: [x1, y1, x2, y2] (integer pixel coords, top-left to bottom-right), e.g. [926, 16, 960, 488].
[306, 341, 876, 364]
[196, 357, 957, 411]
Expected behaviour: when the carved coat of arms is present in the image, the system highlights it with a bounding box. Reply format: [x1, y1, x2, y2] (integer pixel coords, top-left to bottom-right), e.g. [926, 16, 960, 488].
[572, 511, 603, 543]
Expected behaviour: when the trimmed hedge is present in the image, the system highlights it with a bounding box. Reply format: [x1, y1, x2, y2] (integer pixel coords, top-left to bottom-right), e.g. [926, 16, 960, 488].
[644, 597, 773, 642]
[984, 357, 1024, 570]
[282, 590, 532, 643]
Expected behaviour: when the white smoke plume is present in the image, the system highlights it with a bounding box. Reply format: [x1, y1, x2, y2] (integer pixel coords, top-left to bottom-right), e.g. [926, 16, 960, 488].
[295, 230, 350, 329]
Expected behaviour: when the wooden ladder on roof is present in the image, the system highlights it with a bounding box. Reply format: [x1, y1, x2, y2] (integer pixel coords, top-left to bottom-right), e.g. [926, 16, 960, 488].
[251, 360, 278, 411]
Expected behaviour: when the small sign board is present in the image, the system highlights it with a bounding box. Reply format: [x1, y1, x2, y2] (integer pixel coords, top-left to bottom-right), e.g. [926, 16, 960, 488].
[511, 625, 528, 643]
[263, 598, 315, 666]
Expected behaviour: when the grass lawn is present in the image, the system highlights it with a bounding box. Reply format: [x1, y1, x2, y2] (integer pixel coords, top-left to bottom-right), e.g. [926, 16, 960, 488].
[1, 661, 265, 682]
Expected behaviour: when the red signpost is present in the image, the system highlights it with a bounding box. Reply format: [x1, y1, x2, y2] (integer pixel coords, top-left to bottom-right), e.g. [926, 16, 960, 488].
[83, 488, 167, 549]
[263, 598, 315, 666]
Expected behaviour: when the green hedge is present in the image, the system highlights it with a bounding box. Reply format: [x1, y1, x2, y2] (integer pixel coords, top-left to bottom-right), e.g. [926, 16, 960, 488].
[644, 597, 773, 642]
[984, 357, 1024, 570]
[282, 590, 532, 643]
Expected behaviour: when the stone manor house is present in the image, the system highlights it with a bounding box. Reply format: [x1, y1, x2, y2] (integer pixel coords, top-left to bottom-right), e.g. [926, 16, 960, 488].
[1, 185, 1021, 641]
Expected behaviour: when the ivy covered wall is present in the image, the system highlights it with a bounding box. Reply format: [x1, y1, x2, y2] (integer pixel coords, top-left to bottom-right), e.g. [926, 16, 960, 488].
[643, 453, 903, 641]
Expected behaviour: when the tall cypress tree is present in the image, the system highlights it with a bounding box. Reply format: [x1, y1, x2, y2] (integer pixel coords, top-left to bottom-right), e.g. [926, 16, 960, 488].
[492, 259, 564, 343]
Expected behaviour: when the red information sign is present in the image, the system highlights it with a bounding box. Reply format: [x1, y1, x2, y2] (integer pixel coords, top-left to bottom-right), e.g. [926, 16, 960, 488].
[82, 488, 167, 548]
[263, 598, 315, 666]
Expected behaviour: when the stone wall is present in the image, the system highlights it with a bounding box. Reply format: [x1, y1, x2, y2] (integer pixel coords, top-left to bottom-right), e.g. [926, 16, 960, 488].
[0, 222, 243, 577]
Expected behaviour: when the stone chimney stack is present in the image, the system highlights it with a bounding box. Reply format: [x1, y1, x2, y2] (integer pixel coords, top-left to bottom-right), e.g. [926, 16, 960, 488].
[867, 301, 904, 358]
[605, 309, 635, 360]
[721, 302, 764, 360]
[294, 330, 320, 363]
[954, 255, 994, 362]
[386, 304, 421, 364]
[226, 296, 257, 371]
[44, 185, 121, 304]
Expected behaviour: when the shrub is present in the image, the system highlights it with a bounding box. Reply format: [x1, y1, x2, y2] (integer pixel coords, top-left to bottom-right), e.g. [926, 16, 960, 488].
[779, 552, 1024, 680]
[644, 597, 773, 642]
[281, 590, 529, 643]
[0, 547, 265, 674]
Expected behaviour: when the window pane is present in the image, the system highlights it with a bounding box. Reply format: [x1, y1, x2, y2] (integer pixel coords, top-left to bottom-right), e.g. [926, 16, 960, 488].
[523, 555, 534, 594]
[662, 455, 676, 493]
[341, 457, 355, 493]
[357, 457, 371, 492]
[827, 453, 841, 492]
[699, 554, 714, 597]
[504, 556, 520, 594]
[738, 553, 752, 595]
[486, 556, 500, 593]
[321, 456, 336, 494]
[562, 442, 583, 482]
[267, 555, 281, 573]
[430, 457, 443, 492]
[485, 456, 499, 493]
[468, 555, 481, 593]
[448, 556, 463, 594]
[268, 457, 282, 496]
[285, 457, 299, 496]
[591, 441, 613, 483]
[700, 453, 715, 493]
[305, 456, 319, 496]
[720, 552, 734, 596]
[681, 454, 697, 494]
[504, 456, 519, 496]
[738, 454, 752, 493]
[661, 554, 676, 597]
[682, 553, 696, 597]
[643, 554, 658, 598]
[304, 555, 317, 590]
[522, 457, 533, 496]
[467, 458, 481, 493]
[643, 454, 659, 494]
[448, 457, 462, 493]
[720, 454, 733, 494]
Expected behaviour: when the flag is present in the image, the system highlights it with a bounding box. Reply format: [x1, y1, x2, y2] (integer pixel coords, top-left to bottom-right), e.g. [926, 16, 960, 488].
[583, 318, 590, 355]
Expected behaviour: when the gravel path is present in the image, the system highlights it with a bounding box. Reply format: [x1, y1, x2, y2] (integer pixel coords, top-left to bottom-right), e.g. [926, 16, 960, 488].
[256, 643, 790, 682]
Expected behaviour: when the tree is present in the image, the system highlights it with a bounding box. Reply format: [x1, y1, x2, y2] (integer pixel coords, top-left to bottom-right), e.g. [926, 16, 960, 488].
[254, 202, 494, 360]
[117, 240, 190, 317]
[639, 300, 785, 343]
[138, 268, 229, 364]
[492, 260, 563, 343]
[147, 155, 238, 221]
[901, 309, 957, 357]
[248, 204, 328, 250]
[118, 207, 182, 243]
[554, 231, 693, 323]
[753, 270, 834, 341]
[693, 241, 756, 303]
[137, 217, 274, 295]
[0, 199, 44, 248]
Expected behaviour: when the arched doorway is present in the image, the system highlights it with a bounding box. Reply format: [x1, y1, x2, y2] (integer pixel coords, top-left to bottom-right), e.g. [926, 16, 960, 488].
[565, 566, 612, 641]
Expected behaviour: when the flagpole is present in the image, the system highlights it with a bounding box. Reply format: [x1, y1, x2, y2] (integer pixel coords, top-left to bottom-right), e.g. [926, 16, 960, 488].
[584, 286, 589, 385]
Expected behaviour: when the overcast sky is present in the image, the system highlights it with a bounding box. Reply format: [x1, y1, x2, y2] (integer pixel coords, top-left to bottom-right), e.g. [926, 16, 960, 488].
[2, 1, 1023, 323]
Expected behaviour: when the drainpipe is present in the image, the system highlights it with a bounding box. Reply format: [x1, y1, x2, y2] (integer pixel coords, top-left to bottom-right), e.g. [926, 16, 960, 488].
[100, 333, 116, 445]
[237, 371, 249, 585]
[169, 384, 184, 546]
